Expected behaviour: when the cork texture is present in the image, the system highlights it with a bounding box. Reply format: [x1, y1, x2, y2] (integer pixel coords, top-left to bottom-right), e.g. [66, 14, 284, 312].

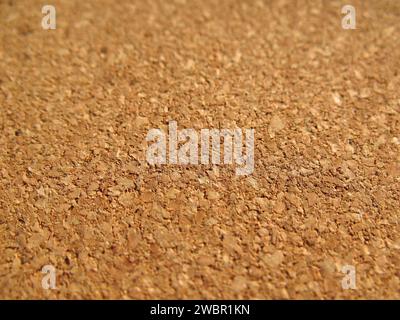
[0, 0, 399, 299]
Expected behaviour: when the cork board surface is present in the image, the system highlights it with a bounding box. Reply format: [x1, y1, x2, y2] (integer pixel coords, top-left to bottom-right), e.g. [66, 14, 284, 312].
[0, 0, 399, 299]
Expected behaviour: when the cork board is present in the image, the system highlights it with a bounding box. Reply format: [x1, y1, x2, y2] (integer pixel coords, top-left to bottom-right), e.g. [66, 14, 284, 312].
[0, 0, 399, 299]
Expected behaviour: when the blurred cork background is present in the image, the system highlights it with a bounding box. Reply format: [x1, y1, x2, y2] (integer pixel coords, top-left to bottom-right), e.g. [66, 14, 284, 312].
[0, 0, 399, 299]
